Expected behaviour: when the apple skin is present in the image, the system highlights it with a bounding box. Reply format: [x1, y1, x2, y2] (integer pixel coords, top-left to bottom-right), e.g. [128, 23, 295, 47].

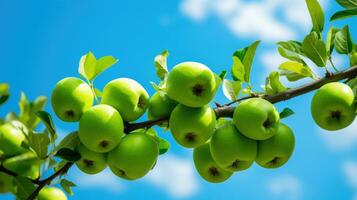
[0, 172, 13, 193]
[79, 104, 124, 153]
[166, 62, 217, 108]
[0, 123, 26, 158]
[3, 151, 40, 179]
[38, 187, 67, 200]
[147, 92, 177, 121]
[210, 122, 257, 172]
[169, 104, 216, 148]
[311, 82, 356, 131]
[51, 77, 94, 122]
[193, 142, 232, 183]
[107, 131, 159, 180]
[256, 123, 295, 168]
[75, 144, 107, 174]
[101, 78, 149, 122]
[233, 98, 280, 140]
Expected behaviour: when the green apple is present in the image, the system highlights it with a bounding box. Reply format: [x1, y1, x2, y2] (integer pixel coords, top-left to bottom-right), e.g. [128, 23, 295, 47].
[210, 122, 257, 172]
[38, 187, 67, 200]
[51, 77, 94, 122]
[233, 98, 280, 140]
[166, 62, 217, 108]
[169, 104, 216, 148]
[0, 172, 13, 193]
[147, 92, 177, 120]
[0, 123, 26, 158]
[350, 52, 357, 67]
[256, 123, 295, 168]
[3, 151, 40, 179]
[79, 104, 124, 153]
[311, 82, 356, 130]
[101, 78, 149, 122]
[75, 144, 107, 174]
[193, 142, 232, 183]
[107, 131, 159, 180]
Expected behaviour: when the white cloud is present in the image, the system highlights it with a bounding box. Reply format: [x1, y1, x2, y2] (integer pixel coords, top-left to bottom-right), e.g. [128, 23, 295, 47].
[320, 120, 357, 151]
[261, 50, 286, 72]
[267, 174, 302, 200]
[342, 160, 357, 199]
[145, 154, 199, 198]
[74, 168, 125, 193]
[180, 0, 328, 41]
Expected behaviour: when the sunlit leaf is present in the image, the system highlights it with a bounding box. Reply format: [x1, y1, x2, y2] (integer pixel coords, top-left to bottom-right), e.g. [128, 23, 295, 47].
[231, 56, 245, 81]
[154, 50, 169, 80]
[326, 27, 340, 55]
[268, 71, 287, 93]
[336, 0, 357, 9]
[302, 32, 327, 67]
[279, 61, 314, 79]
[305, 0, 325, 32]
[29, 131, 50, 159]
[222, 79, 241, 101]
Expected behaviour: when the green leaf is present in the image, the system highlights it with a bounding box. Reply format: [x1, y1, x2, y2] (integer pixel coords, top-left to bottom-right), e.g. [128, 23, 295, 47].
[55, 148, 81, 162]
[279, 61, 314, 79]
[0, 83, 9, 105]
[61, 179, 76, 195]
[347, 77, 357, 97]
[154, 50, 169, 80]
[326, 27, 340, 55]
[242, 41, 260, 82]
[231, 56, 245, 81]
[19, 92, 31, 124]
[222, 79, 242, 101]
[302, 32, 327, 67]
[36, 111, 57, 140]
[330, 8, 357, 21]
[268, 72, 287, 93]
[56, 131, 80, 152]
[277, 41, 304, 55]
[279, 108, 295, 119]
[78, 51, 96, 81]
[336, 0, 357, 9]
[95, 56, 118, 78]
[78, 52, 118, 81]
[27, 96, 47, 130]
[14, 176, 36, 200]
[218, 70, 227, 80]
[305, 0, 325, 32]
[277, 46, 306, 64]
[334, 25, 353, 54]
[280, 70, 306, 82]
[29, 131, 50, 159]
[233, 47, 248, 61]
[158, 138, 170, 155]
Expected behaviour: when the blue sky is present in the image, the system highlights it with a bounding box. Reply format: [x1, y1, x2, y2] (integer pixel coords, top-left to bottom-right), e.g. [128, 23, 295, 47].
[0, 0, 357, 200]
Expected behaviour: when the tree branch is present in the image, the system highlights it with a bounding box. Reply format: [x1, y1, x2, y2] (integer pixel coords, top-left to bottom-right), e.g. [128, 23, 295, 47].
[26, 162, 73, 200]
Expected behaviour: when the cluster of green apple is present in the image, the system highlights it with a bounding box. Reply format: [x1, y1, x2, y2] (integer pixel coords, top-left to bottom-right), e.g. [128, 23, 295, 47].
[50, 61, 298, 184]
[0, 122, 67, 199]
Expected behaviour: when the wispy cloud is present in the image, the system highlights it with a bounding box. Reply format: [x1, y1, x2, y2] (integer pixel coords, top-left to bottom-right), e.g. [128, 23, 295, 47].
[145, 154, 199, 198]
[74, 168, 125, 193]
[342, 160, 357, 199]
[267, 174, 302, 200]
[320, 120, 357, 151]
[180, 0, 328, 41]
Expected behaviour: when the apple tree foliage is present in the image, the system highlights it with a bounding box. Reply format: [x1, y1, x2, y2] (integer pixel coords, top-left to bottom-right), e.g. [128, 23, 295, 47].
[1, 0, 357, 199]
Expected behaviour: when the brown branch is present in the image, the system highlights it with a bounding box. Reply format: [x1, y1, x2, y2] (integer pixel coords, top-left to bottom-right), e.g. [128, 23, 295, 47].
[26, 162, 73, 200]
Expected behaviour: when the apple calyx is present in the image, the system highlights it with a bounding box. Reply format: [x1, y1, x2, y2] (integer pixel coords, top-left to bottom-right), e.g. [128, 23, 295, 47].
[192, 84, 205, 96]
[208, 167, 219, 177]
